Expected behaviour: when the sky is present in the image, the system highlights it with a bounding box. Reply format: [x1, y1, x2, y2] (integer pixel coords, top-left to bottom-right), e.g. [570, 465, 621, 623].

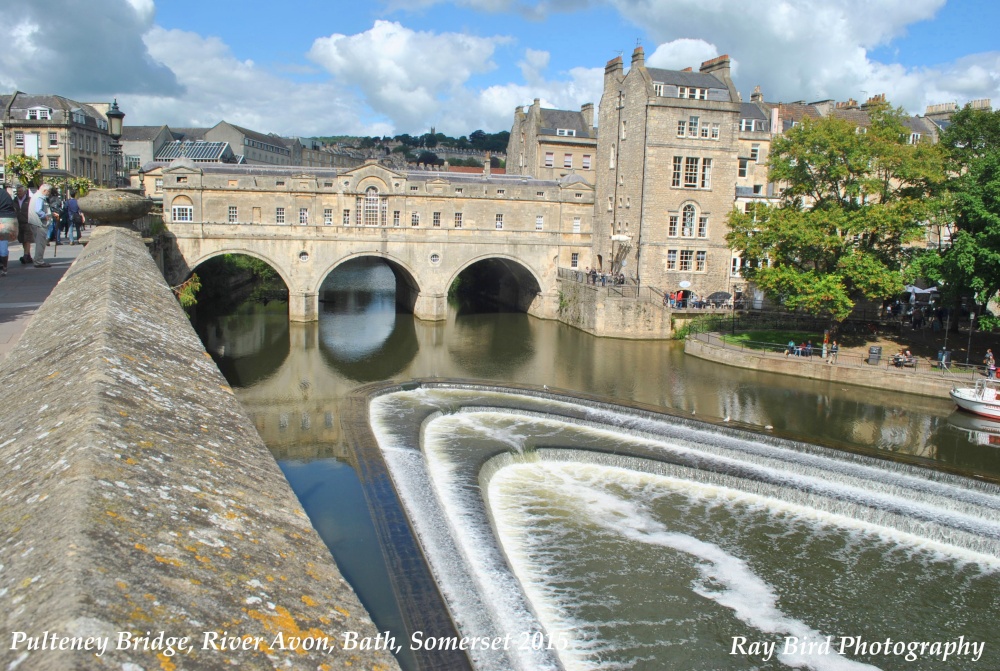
[3, 0, 999, 139]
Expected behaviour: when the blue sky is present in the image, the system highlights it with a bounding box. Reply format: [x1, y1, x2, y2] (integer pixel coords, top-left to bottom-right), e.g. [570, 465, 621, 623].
[3, 1, 999, 138]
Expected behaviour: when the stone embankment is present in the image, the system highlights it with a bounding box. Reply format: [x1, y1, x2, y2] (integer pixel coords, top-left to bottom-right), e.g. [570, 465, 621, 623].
[0, 228, 399, 670]
[685, 331, 962, 398]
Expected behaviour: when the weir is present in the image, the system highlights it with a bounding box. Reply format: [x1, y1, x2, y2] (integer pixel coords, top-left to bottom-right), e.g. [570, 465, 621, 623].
[352, 380, 1000, 670]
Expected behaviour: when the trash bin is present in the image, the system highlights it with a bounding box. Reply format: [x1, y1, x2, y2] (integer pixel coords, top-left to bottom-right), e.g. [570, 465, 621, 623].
[867, 345, 882, 365]
[938, 349, 952, 369]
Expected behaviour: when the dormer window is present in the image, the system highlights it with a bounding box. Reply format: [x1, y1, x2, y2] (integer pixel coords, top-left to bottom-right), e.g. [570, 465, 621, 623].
[27, 108, 51, 120]
[556, 128, 576, 136]
[71, 110, 86, 125]
[677, 87, 708, 100]
[654, 82, 665, 96]
[908, 133, 922, 144]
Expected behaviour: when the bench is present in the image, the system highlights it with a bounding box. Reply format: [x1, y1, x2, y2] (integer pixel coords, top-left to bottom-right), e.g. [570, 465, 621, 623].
[893, 355, 918, 369]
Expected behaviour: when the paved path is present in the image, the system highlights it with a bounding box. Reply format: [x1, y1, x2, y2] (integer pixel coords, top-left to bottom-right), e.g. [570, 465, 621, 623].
[0, 233, 89, 361]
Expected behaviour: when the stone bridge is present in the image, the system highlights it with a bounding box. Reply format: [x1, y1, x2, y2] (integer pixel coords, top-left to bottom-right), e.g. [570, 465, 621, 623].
[157, 160, 596, 322]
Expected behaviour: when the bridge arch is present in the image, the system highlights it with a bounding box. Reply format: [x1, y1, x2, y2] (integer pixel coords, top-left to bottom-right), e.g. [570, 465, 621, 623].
[181, 248, 294, 294]
[314, 252, 422, 315]
[448, 253, 544, 314]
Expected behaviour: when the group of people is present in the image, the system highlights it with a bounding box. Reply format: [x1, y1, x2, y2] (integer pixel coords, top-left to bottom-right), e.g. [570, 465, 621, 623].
[784, 339, 840, 363]
[0, 184, 85, 275]
[583, 267, 627, 287]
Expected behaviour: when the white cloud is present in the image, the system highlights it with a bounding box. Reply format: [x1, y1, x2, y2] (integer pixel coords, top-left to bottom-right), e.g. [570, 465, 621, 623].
[130, 27, 389, 137]
[646, 39, 720, 72]
[307, 20, 512, 132]
[0, 0, 179, 97]
[608, 0, 999, 113]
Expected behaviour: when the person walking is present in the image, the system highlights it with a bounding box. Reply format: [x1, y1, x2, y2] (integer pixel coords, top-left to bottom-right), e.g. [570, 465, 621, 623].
[14, 185, 32, 265]
[65, 190, 84, 244]
[0, 186, 18, 277]
[986, 349, 996, 379]
[27, 183, 54, 268]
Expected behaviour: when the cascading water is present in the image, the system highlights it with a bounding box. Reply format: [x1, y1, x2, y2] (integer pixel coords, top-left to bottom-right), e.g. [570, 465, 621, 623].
[368, 383, 1000, 671]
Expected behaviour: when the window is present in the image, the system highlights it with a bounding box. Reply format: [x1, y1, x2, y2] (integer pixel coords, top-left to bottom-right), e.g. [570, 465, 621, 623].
[564, 153, 573, 168]
[411, 212, 420, 226]
[536, 215, 544, 231]
[698, 216, 708, 238]
[126, 156, 141, 170]
[750, 144, 760, 162]
[711, 123, 720, 139]
[545, 152, 554, 167]
[299, 208, 309, 225]
[573, 217, 581, 234]
[621, 120, 627, 140]
[455, 187, 463, 194]
[696, 251, 707, 272]
[363, 186, 381, 226]
[607, 196, 613, 211]
[668, 215, 678, 237]
[324, 208, 333, 225]
[454, 212, 463, 228]
[677, 120, 686, 137]
[228, 206, 238, 223]
[700, 158, 712, 189]
[753, 184, 764, 195]
[654, 82, 665, 96]
[48, 132, 58, 148]
[682, 205, 695, 237]
[276, 207, 285, 224]
[433, 212, 441, 227]
[276, 180, 285, 186]
[48, 157, 59, 169]
[688, 116, 699, 138]
[393, 210, 400, 227]
[176, 176, 187, 183]
[410, 185, 418, 191]
[672, 157, 682, 187]
[666, 250, 677, 270]
[15, 131, 24, 148]
[732, 257, 742, 276]
[324, 182, 333, 188]
[172, 206, 193, 222]
[610, 144, 616, 169]
[909, 133, 922, 144]
[28, 108, 51, 120]
[582, 154, 591, 169]
[495, 213, 503, 230]
[571, 252, 579, 268]
[684, 157, 698, 188]
[740, 119, 754, 132]
[556, 128, 576, 136]
[154, 178, 163, 193]
[343, 209, 351, 225]
[497, 189, 505, 196]
[739, 159, 749, 178]
[680, 250, 693, 271]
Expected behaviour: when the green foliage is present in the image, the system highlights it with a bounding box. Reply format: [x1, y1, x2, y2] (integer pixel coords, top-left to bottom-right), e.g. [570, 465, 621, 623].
[5, 154, 42, 187]
[934, 105, 1000, 329]
[728, 100, 945, 322]
[672, 314, 727, 340]
[174, 273, 201, 308]
[52, 176, 94, 198]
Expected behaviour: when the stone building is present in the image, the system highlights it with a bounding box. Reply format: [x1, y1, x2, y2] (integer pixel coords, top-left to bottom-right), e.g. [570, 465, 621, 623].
[593, 47, 743, 302]
[506, 99, 598, 184]
[0, 92, 118, 185]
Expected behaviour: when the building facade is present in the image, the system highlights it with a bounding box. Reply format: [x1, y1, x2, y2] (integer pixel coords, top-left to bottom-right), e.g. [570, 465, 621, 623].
[0, 92, 118, 186]
[506, 100, 598, 184]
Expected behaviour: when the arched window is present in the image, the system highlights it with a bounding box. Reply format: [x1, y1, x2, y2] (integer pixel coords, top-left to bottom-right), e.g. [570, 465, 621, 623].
[682, 204, 695, 237]
[170, 195, 193, 222]
[364, 186, 380, 226]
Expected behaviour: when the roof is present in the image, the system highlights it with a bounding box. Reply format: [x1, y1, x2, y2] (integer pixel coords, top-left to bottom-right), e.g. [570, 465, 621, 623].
[1, 93, 105, 125]
[122, 125, 169, 142]
[646, 68, 726, 90]
[740, 103, 768, 120]
[169, 127, 209, 141]
[225, 122, 284, 147]
[155, 141, 235, 162]
[538, 109, 595, 139]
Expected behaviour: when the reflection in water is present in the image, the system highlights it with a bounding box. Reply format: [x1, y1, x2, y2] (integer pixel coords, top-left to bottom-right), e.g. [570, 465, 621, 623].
[194, 269, 1000, 670]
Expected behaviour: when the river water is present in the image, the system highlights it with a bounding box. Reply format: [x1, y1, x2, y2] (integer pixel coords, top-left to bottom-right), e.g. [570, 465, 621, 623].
[193, 259, 1000, 671]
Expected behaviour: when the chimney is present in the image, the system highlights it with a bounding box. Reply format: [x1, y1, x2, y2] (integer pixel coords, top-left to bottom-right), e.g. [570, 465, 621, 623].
[631, 45, 644, 67]
[970, 98, 992, 111]
[484, 151, 491, 178]
[751, 85, 764, 104]
[605, 55, 623, 77]
[581, 102, 594, 130]
[699, 54, 738, 105]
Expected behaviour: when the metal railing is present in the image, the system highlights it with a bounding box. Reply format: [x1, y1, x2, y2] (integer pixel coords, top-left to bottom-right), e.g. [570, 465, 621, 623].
[688, 330, 988, 381]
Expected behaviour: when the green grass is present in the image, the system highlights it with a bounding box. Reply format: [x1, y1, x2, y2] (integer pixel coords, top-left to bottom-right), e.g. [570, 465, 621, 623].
[719, 330, 824, 350]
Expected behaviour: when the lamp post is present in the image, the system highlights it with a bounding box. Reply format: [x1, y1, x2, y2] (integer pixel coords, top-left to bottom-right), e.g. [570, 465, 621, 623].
[967, 311, 975, 366]
[106, 99, 125, 187]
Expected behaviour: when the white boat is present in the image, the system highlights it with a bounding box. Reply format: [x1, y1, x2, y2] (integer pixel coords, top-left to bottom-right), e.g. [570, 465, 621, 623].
[950, 378, 1000, 420]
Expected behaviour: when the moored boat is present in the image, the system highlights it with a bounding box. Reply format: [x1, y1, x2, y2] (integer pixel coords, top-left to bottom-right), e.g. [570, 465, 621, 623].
[950, 378, 1000, 420]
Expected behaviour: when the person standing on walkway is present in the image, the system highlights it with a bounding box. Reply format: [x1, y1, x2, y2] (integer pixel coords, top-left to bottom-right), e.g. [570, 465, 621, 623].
[27, 184, 53, 268]
[14, 185, 32, 265]
[829, 341, 839, 364]
[0, 186, 18, 277]
[65, 190, 84, 244]
[986, 349, 996, 379]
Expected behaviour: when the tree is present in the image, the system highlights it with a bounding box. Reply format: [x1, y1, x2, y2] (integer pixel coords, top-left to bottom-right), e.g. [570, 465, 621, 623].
[727, 101, 946, 321]
[928, 105, 1000, 328]
[5, 154, 42, 188]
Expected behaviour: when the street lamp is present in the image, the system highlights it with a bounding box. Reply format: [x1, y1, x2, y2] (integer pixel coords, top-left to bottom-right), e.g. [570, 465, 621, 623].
[967, 311, 975, 366]
[106, 99, 125, 187]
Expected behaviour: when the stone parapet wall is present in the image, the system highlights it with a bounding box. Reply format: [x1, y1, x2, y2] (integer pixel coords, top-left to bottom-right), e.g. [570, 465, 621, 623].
[557, 278, 672, 339]
[685, 335, 958, 398]
[0, 228, 399, 670]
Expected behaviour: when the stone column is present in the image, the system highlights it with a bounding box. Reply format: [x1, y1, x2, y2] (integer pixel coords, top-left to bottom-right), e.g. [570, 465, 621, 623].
[413, 291, 447, 321]
[289, 290, 319, 322]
